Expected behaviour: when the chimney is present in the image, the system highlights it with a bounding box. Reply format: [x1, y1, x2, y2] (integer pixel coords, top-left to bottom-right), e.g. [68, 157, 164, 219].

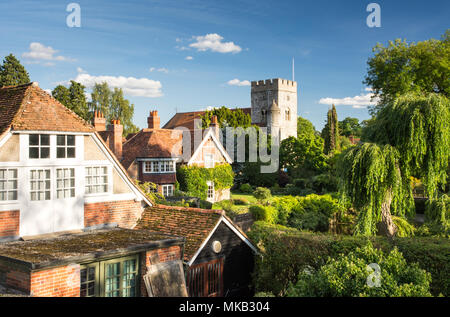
[210, 115, 220, 138]
[93, 110, 106, 132]
[147, 110, 160, 129]
[107, 119, 123, 160]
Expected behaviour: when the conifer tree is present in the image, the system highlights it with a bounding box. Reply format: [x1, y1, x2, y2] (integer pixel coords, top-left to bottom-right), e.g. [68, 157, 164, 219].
[0, 54, 30, 87]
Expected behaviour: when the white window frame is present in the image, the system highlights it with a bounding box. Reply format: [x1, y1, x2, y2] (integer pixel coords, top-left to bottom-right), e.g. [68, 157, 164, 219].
[56, 168, 76, 199]
[85, 166, 109, 195]
[207, 181, 215, 202]
[56, 135, 76, 159]
[204, 154, 215, 169]
[0, 168, 18, 202]
[142, 160, 176, 174]
[29, 134, 50, 159]
[30, 169, 51, 201]
[162, 184, 174, 197]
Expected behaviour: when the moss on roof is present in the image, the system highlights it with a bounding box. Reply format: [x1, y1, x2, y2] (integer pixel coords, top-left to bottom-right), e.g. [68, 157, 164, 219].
[0, 228, 183, 268]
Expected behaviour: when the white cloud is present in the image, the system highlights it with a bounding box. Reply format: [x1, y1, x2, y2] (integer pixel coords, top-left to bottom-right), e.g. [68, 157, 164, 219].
[77, 67, 87, 74]
[149, 67, 169, 74]
[227, 78, 251, 87]
[22, 42, 75, 64]
[189, 34, 242, 54]
[319, 92, 379, 109]
[185, 56, 193, 60]
[71, 73, 163, 98]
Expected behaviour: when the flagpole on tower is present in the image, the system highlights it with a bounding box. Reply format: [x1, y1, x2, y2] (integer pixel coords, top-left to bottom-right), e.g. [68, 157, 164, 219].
[292, 57, 295, 82]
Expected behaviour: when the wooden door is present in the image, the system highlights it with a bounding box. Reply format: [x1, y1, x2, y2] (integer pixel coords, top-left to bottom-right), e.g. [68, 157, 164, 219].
[187, 258, 224, 297]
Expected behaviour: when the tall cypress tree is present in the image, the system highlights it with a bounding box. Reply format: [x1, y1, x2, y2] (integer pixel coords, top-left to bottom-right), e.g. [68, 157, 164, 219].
[0, 54, 30, 87]
[322, 104, 340, 155]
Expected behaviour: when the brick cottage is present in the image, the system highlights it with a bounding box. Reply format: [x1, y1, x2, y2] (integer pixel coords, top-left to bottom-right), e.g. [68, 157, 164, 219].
[0, 83, 185, 297]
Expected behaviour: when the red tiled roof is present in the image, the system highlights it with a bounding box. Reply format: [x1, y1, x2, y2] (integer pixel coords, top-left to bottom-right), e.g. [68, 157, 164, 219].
[121, 129, 183, 170]
[141, 173, 177, 184]
[0, 83, 94, 137]
[163, 108, 252, 131]
[135, 205, 224, 261]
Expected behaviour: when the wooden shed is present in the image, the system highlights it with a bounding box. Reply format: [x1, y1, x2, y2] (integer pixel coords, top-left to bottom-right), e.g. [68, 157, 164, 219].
[135, 205, 258, 297]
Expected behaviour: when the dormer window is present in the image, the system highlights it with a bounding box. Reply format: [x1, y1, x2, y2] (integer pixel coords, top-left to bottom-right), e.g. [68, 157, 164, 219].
[57, 135, 76, 158]
[29, 134, 50, 159]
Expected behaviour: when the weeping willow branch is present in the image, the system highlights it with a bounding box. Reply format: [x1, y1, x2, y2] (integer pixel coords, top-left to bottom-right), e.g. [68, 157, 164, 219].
[339, 94, 449, 236]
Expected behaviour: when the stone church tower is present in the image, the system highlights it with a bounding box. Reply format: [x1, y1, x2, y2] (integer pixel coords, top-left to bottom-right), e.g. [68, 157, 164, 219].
[251, 78, 298, 140]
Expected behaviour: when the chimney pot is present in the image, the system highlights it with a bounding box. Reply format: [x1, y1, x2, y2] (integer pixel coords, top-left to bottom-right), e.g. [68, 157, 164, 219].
[147, 109, 160, 129]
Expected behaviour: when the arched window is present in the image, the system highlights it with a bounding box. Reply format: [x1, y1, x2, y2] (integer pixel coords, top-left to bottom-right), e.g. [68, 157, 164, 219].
[285, 109, 291, 121]
[261, 110, 268, 122]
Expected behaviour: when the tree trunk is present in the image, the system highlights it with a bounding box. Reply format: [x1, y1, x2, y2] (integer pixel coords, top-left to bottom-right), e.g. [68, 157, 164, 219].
[377, 190, 398, 238]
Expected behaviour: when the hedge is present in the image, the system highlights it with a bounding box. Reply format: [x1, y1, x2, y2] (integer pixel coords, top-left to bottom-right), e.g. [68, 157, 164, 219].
[248, 221, 450, 297]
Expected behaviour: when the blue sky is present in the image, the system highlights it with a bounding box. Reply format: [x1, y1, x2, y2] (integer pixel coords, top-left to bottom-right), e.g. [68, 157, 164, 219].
[0, 0, 448, 131]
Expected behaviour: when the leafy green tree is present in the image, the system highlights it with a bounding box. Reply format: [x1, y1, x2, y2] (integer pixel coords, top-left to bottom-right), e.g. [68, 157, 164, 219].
[52, 81, 90, 121]
[339, 117, 362, 137]
[339, 94, 449, 237]
[287, 243, 432, 297]
[90, 82, 112, 118]
[322, 105, 339, 155]
[110, 87, 139, 136]
[89, 82, 139, 136]
[0, 54, 30, 87]
[364, 30, 450, 115]
[297, 116, 317, 139]
[280, 136, 328, 178]
[201, 106, 252, 129]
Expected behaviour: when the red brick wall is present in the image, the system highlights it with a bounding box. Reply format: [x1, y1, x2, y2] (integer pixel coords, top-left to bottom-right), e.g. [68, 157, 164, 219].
[30, 265, 80, 297]
[0, 261, 30, 292]
[84, 200, 143, 229]
[0, 210, 19, 238]
[140, 245, 183, 296]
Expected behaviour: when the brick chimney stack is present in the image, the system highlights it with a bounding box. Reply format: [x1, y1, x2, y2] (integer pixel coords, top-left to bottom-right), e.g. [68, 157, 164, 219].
[107, 119, 123, 160]
[93, 110, 106, 132]
[210, 115, 220, 139]
[147, 110, 160, 130]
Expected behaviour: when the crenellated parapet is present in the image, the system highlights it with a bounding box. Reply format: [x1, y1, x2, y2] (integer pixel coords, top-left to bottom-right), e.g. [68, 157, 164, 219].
[251, 78, 297, 92]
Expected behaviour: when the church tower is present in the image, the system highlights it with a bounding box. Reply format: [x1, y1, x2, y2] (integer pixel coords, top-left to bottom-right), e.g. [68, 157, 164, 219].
[251, 78, 298, 140]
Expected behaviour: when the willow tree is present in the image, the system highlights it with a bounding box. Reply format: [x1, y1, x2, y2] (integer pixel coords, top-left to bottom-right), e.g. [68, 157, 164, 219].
[339, 93, 449, 237]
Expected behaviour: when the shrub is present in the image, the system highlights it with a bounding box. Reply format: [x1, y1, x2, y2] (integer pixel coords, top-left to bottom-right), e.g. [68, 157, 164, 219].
[250, 205, 278, 224]
[253, 187, 272, 202]
[233, 198, 249, 206]
[271, 196, 299, 225]
[240, 183, 253, 194]
[288, 194, 343, 232]
[248, 221, 449, 296]
[293, 178, 308, 189]
[310, 174, 338, 194]
[287, 243, 432, 297]
[199, 200, 213, 210]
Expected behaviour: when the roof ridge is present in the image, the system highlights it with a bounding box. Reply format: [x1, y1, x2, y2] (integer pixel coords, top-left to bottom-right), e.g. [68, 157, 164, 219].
[153, 204, 224, 216]
[9, 84, 34, 129]
[0, 82, 34, 90]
